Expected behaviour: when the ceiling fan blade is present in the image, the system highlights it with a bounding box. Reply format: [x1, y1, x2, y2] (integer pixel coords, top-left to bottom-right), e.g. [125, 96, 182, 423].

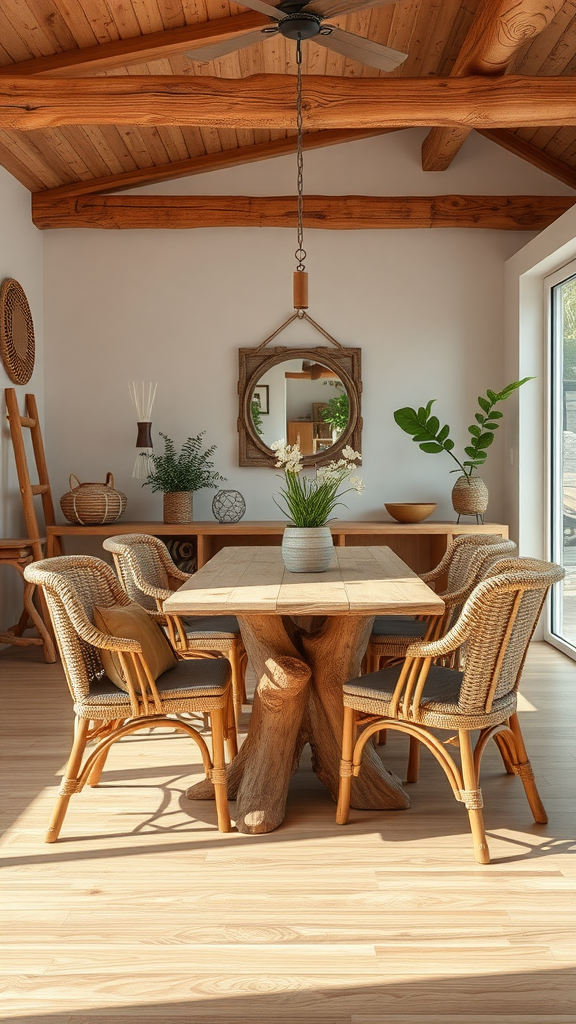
[315, 25, 407, 71]
[185, 28, 275, 62]
[233, 0, 283, 18]
[303, 0, 395, 18]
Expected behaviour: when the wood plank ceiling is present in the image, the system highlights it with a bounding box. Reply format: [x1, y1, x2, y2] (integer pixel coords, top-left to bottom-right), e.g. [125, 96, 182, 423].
[0, 0, 575, 228]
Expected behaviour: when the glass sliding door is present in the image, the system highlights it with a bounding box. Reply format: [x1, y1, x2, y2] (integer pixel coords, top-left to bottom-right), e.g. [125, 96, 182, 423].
[548, 260, 576, 656]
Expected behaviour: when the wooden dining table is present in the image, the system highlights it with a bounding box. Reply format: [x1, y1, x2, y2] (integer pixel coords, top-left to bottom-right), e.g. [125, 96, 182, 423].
[163, 544, 445, 835]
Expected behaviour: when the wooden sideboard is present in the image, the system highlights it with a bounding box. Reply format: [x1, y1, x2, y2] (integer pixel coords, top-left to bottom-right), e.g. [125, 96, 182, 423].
[46, 520, 509, 574]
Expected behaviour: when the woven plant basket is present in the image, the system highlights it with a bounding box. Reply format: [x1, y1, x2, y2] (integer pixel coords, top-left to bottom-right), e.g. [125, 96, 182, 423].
[60, 473, 127, 525]
[163, 491, 193, 524]
[451, 475, 489, 517]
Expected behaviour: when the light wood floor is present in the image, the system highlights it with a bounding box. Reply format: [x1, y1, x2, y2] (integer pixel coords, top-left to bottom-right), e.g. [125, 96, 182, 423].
[1, 642, 575, 1024]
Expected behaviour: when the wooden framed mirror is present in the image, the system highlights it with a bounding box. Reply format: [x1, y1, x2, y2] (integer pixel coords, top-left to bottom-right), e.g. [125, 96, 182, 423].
[238, 322, 362, 468]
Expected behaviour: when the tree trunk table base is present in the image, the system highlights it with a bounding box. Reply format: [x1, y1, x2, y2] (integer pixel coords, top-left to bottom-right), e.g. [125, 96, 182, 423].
[186, 614, 409, 834]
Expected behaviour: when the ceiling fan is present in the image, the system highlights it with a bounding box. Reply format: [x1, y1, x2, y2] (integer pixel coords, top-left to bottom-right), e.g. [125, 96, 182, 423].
[185, 0, 408, 72]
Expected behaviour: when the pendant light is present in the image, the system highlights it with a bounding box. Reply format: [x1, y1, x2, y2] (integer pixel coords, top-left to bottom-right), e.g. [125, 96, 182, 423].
[293, 39, 309, 313]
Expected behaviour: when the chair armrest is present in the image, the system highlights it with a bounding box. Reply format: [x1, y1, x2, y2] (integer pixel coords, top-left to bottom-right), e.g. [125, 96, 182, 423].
[405, 571, 528, 660]
[168, 567, 190, 585]
[439, 583, 472, 607]
[154, 544, 191, 583]
[405, 612, 473, 660]
[71, 615, 143, 655]
[420, 566, 445, 585]
[146, 607, 167, 621]
[120, 553, 172, 603]
[420, 543, 456, 584]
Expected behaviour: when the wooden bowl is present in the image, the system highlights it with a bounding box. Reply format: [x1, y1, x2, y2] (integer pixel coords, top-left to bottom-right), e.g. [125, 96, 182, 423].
[384, 502, 437, 524]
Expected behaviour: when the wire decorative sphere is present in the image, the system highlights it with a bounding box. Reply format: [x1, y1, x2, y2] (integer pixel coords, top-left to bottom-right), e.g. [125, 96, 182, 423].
[212, 489, 246, 524]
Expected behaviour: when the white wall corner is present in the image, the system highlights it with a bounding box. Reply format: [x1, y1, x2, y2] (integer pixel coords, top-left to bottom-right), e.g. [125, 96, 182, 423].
[0, 167, 44, 634]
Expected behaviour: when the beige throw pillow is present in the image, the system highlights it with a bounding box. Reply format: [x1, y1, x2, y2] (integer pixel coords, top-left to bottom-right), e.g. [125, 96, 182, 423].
[94, 602, 177, 692]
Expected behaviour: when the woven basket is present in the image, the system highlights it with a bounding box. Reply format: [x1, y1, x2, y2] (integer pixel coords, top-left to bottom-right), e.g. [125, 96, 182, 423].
[60, 473, 127, 525]
[163, 491, 193, 524]
[451, 475, 489, 517]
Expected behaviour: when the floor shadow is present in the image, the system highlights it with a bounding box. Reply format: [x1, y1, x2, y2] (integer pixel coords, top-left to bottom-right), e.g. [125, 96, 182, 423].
[2, 647, 575, 868]
[0, 646, 72, 833]
[1, 967, 575, 1023]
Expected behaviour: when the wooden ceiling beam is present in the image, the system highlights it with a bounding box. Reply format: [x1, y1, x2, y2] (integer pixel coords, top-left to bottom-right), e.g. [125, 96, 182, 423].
[33, 129, 401, 199]
[0, 14, 267, 78]
[31, 193, 575, 230]
[2, 75, 576, 131]
[476, 129, 576, 189]
[422, 0, 565, 172]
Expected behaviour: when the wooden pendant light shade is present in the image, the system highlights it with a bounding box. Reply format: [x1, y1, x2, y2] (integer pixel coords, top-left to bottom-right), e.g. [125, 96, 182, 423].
[293, 271, 309, 309]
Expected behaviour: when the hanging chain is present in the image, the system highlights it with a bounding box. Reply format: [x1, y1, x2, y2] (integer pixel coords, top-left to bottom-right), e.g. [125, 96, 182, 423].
[295, 38, 306, 274]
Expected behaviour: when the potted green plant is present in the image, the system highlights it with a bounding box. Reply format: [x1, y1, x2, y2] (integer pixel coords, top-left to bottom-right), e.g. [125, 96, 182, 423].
[320, 384, 349, 440]
[250, 399, 264, 437]
[393, 378, 533, 521]
[271, 440, 363, 571]
[144, 432, 225, 523]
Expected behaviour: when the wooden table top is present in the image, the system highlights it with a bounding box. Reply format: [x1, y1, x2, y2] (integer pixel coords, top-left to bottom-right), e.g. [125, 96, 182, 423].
[163, 545, 445, 618]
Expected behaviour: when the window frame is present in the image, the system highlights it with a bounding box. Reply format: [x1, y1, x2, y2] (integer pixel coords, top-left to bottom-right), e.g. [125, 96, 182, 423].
[545, 257, 576, 659]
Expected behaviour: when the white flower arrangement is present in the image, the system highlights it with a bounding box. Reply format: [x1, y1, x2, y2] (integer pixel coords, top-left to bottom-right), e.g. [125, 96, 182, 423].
[271, 440, 363, 527]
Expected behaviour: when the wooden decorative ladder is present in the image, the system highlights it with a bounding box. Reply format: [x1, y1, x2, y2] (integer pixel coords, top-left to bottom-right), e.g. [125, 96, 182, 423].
[1, 388, 58, 661]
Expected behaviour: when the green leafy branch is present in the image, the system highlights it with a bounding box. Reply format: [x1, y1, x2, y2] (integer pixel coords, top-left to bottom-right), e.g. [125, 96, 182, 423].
[143, 432, 225, 493]
[320, 393, 349, 434]
[251, 399, 264, 437]
[393, 378, 533, 479]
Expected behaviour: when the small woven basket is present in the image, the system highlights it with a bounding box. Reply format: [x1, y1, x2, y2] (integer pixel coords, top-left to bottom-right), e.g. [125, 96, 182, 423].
[60, 473, 127, 525]
[163, 491, 193, 524]
[451, 475, 489, 516]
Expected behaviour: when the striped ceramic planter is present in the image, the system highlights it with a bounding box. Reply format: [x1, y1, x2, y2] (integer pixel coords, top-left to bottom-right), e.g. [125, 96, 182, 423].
[281, 526, 334, 573]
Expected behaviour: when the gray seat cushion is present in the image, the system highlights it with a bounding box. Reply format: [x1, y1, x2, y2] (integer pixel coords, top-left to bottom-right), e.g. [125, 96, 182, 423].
[76, 657, 231, 719]
[371, 615, 428, 638]
[344, 664, 516, 729]
[182, 615, 240, 638]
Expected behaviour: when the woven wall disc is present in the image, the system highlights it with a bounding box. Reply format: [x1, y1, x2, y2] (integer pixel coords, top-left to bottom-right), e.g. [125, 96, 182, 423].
[0, 278, 35, 385]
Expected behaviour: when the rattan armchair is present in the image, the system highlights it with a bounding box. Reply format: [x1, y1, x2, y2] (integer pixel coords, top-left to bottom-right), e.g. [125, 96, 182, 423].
[365, 534, 517, 671]
[337, 558, 564, 864]
[24, 555, 236, 841]
[103, 534, 248, 726]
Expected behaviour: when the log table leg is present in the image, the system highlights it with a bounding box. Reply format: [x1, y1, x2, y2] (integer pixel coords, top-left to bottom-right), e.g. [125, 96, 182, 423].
[186, 613, 409, 833]
[300, 615, 408, 812]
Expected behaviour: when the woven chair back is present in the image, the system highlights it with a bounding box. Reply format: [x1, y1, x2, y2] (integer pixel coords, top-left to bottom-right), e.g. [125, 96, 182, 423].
[443, 534, 514, 594]
[105, 535, 173, 611]
[24, 555, 131, 704]
[443, 538, 517, 633]
[456, 559, 564, 714]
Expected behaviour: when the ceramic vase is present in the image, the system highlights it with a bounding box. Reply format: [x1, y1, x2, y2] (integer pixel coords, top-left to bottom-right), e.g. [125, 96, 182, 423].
[281, 526, 334, 573]
[163, 491, 193, 524]
[451, 475, 489, 522]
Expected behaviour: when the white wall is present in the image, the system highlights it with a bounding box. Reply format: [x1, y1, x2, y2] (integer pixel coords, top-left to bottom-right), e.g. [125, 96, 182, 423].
[41, 129, 574, 532]
[0, 167, 44, 632]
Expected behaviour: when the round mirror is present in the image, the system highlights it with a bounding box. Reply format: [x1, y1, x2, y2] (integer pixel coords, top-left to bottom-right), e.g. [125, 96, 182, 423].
[238, 343, 361, 468]
[249, 357, 349, 456]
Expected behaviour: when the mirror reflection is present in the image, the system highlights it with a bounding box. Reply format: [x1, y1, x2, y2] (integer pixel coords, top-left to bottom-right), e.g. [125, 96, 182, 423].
[250, 358, 349, 455]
